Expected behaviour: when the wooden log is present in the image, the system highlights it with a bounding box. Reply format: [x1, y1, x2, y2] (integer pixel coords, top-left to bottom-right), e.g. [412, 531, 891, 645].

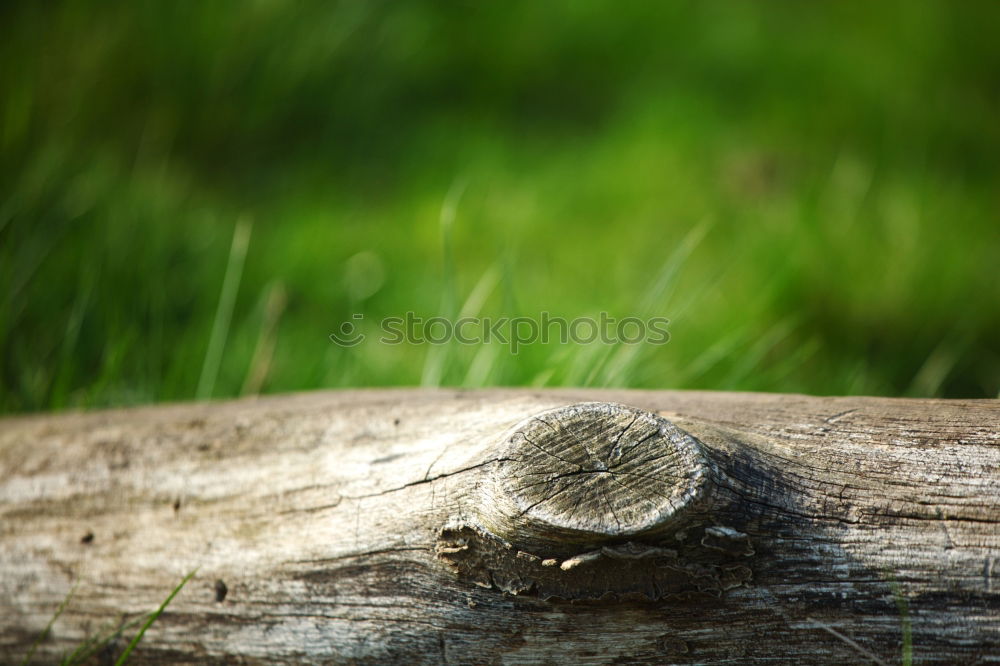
[1, 389, 998, 664]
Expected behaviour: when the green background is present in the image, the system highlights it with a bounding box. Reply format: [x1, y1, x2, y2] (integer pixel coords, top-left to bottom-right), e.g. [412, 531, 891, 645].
[2, 1, 999, 413]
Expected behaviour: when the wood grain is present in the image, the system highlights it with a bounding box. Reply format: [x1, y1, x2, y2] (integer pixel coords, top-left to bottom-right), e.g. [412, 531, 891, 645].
[476, 402, 713, 552]
[1, 389, 998, 664]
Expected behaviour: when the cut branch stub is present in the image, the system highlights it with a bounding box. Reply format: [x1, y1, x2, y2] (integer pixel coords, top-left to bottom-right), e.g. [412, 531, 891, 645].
[476, 402, 714, 555]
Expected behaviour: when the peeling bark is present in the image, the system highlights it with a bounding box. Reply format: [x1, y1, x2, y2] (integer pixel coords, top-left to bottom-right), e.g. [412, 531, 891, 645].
[1, 389, 999, 664]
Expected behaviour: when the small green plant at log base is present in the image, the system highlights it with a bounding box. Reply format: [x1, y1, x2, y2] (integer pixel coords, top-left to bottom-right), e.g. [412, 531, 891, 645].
[888, 577, 914, 666]
[20, 571, 196, 666]
[112, 570, 197, 666]
[58, 616, 142, 666]
[19, 585, 76, 666]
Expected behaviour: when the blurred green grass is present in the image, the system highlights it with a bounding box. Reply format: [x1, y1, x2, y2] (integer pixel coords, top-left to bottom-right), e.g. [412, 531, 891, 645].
[2, 1, 999, 413]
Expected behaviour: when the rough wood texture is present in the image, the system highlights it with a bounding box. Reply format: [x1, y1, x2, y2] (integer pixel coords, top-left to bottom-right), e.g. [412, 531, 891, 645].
[442, 403, 740, 603]
[476, 402, 713, 552]
[1, 389, 999, 664]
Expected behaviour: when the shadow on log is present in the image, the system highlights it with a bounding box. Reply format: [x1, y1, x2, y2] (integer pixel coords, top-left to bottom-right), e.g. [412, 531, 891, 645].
[1, 389, 998, 664]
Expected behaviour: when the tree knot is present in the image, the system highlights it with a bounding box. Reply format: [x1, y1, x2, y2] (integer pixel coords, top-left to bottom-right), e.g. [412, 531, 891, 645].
[436, 403, 752, 601]
[474, 402, 716, 553]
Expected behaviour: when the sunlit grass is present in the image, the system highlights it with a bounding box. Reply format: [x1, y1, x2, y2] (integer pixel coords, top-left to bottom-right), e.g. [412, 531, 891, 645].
[1, 1, 998, 413]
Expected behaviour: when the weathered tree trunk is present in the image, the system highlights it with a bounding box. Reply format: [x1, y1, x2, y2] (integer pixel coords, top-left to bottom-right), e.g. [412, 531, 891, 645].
[1, 389, 998, 664]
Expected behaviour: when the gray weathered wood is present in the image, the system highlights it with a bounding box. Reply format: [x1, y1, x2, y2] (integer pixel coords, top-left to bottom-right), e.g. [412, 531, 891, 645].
[1, 389, 999, 664]
[476, 402, 713, 552]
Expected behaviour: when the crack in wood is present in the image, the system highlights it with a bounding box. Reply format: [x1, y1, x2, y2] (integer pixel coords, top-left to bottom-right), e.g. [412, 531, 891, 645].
[344, 458, 514, 500]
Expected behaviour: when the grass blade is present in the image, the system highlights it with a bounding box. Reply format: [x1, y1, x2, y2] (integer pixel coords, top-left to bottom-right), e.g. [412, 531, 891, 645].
[197, 218, 252, 400]
[113, 570, 196, 666]
[21, 585, 76, 666]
